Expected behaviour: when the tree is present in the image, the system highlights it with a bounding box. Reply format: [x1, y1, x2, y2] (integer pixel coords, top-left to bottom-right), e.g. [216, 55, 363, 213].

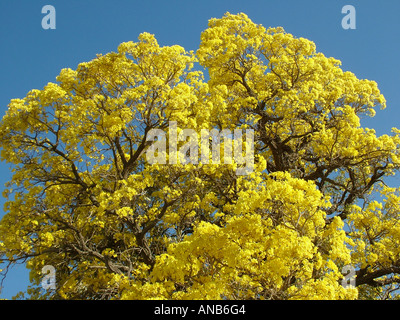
[1, 12, 400, 300]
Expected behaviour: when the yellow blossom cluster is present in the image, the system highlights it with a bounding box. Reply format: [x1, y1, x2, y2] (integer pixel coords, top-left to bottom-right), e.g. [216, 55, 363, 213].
[0, 12, 399, 300]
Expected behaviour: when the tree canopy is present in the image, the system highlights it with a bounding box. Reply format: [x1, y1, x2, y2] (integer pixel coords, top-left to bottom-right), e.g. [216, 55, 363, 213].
[1, 12, 400, 300]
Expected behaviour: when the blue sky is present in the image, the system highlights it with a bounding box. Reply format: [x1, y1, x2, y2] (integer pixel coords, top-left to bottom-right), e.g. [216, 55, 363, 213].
[0, 0, 400, 299]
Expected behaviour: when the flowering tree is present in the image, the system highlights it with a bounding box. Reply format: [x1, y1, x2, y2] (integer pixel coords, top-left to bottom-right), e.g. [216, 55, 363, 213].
[1, 13, 400, 300]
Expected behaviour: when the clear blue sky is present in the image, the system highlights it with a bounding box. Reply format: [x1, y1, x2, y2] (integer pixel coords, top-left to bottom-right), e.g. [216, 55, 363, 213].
[1, 0, 400, 299]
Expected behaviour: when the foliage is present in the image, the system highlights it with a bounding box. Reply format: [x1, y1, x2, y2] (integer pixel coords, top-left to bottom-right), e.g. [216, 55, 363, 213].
[1, 13, 400, 300]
